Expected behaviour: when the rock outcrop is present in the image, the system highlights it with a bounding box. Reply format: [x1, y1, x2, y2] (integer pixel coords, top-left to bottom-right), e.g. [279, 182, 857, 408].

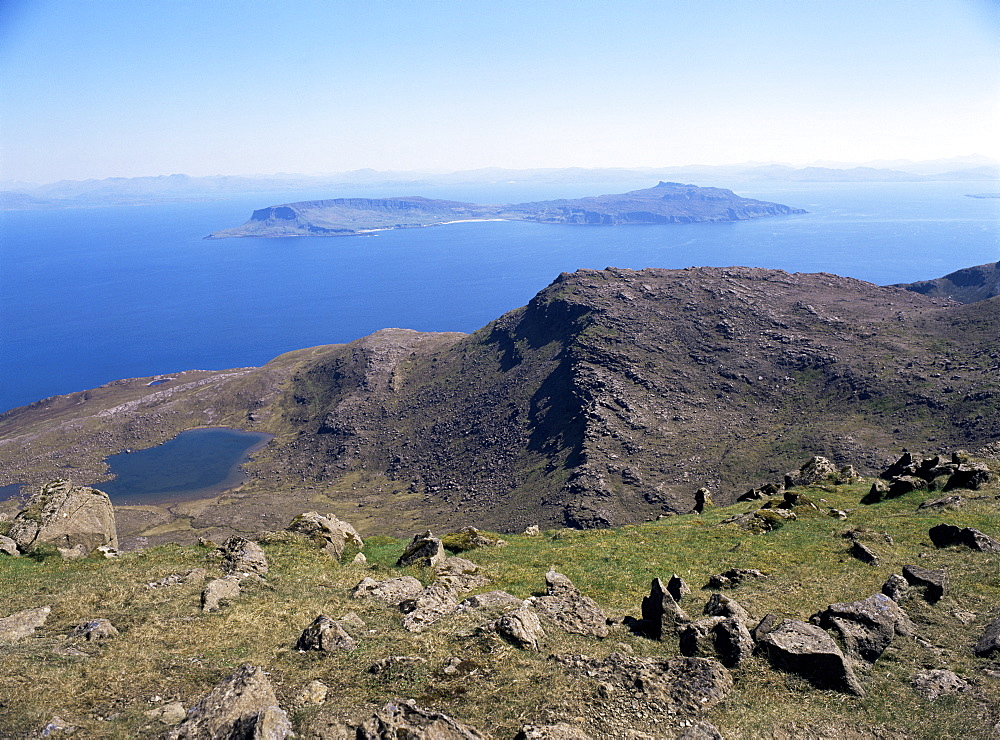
[286, 511, 363, 560]
[8, 480, 117, 556]
[0, 605, 50, 642]
[929, 524, 1000, 552]
[355, 699, 487, 739]
[529, 571, 609, 638]
[755, 618, 866, 696]
[396, 531, 446, 567]
[812, 593, 914, 662]
[297, 614, 357, 652]
[218, 536, 269, 577]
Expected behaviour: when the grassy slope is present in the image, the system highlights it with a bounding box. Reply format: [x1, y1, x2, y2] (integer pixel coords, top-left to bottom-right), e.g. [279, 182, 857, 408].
[1, 462, 998, 738]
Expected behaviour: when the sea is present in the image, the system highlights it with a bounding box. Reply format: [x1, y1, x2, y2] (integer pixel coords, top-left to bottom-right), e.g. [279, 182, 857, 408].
[1, 180, 998, 416]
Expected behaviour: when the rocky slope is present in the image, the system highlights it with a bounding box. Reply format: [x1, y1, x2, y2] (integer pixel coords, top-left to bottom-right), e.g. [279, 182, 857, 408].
[1, 265, 998, 544]
[894, 261, 1000, 304]
[206, 182, 805, 238]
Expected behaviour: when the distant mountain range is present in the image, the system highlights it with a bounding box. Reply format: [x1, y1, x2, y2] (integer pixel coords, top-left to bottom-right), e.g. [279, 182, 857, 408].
[2, 156, 997, 210]
[206, 182, 807, 238]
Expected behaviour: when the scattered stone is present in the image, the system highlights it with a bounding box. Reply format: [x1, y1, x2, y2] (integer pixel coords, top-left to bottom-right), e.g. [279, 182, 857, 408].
[675, 721, 726, 740]
[850, 541, 880, 565]
[201, 576, 241, 612]
[714, 616, 755, 667]
[459, 590, 524, 611]
[146, 702, 187, 725]
[974, 616, 1000, 658]
[706, 568, 767, 589]
[704, 593, 752, 623]
[555, 653, 733, 712]
[882, 573, 909, 602]
[352, 552, 367, 565]
[293, 680, 329, 707]
[486, 605, 545, 650]
[297, 614, 357, 652]
[516, 724, 592, 739]
[396, 530, 446, 567]
[929, 523, 1000, 552]
[911, 669, 969, 701]
[443, 526, 508, 552]
[640, 577, 690, 640]
[784, 456, 839, 488]
[400, 584, 460, 632]
[0, 535, 19, 556]
[434, 556, 490, 592]
[756, 619, 865, 696]
[529, 570, 609, 638]
[94, 545, 119, 559]
[693, 488, 714, 514]
[8, 480, 118, 555]
[338, 611, 366, 631]
[828, 509, 848, 520]
[286, 511, 363, 560]
[367, 655, 428, 678]
[351, 575, 423, 605]
[918, 495, 964, 510]
[902, 564, 949, 603]
[40, 716, 76, 736]
[355, 699, 486, 739]
[167, 664, 291, 740]
[72, 618, 119, 641]
[523, 525, 541, 536]
[813, 593, 915, 663]
[667, 574, 691, 602]
[0, 605, 50, 642]
[218, 536, 268, 577]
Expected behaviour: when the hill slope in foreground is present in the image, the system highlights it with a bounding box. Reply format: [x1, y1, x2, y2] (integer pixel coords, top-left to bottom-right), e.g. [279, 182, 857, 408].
[1, 265, 998, 549]
[206, 182, 806, 238]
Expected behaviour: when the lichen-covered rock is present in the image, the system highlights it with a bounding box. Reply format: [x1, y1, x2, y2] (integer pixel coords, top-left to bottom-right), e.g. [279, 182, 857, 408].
[784, 456, 839, 488]
[882, 573, 909, 602]
[297, 614, 357, 652]
[529, 570, 609, 638]
[813, 593, 915, 663]
[293, 680, 329, 707]
[706, 568, 767, 589]
[679, 617, 726, 658]
[355, 699, 487, 739]
[693, 487, 713, 514]
[400, 585, 459, 633]
[352, 575, 423, 605]
[168, 664, 292, 739]
[9, 480, 117, 555]
[756, 619, 865, 696]
[640, 577, 690, 640]
[486, 605, 545, 650]
[286, 511, 363, 560]
[459, 590, 524, 611]
[218, 536, 269, 577]
[903, 564, 949, 603]
[0, 535, 19, 557]
[442, 526, 508, 552]
[202, 576, 242, 612]
[72, 618, 119, 641]
[929, 523, 1000, 552]
[703, 593, 752, 623]
[911, 669, 969, 700]
[433, 556, 490, 593]
[973, 616, 1000, 658]
[396, 530, 446, 567]
[714, 616, 755, 668]
[0, 605, 50, 642]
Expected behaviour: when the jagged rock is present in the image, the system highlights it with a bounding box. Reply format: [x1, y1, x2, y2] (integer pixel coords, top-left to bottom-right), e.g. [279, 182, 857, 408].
[880, 452, 916, 480]
[367, 655, 428, 678]
[944, 462, 992, 491]
[515, 724, 592, 739]
[929, 523, 1000, 552]
[887, 475, 927, 497]
[352, 575, 423, 605]
[0, 535, 19, 556]
[293, 680, 329, 707]
[459, 590, 524, 611]
[297, 614, 357, 652]
[911, 669, 969, 700]
[486, 605, 545, 650]
[751, 613, 782, 641]
[918, 495, 964, 510]
[529, 570, 609, 638]
[667, 574, 691, 602]
[286, 511, 363, 559]
[784, 456, 839, 488]
[397, 530, 446, 567]
[679, 617, 726, 658]
[756, 619, 865, 696]
[218, 536, 269, 577]
[675, 721, 726, 740]
[434, 556, 490, 592]
[168, 664, 292, 739]
[355, 699, 487, 739]
[882, 573, 909, 602]
[850, 541, 880, 565]
[72, 618, 119, 641]
[523, 525, 541, 536]
[8, 480, 118, 555]
[813, 593, 915, 663]
[640, 577, 690, 640]
[554, 653, 732, 712]
[903, 564, 949, 603]
[202, 576, 242, 612]
[693, 488, 713, 514]
[400, 585, 459, 632]
[973, 616, 1000, 657]
[704, 593, 752, 623]
[706, 568, 767, 589]
[0, 605, 50, 642]
[714, 616, 755, 668]
[861, 479, 889, 504]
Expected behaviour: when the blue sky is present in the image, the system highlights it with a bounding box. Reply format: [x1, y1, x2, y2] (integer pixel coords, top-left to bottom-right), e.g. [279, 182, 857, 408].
[1, 0, 998, 183]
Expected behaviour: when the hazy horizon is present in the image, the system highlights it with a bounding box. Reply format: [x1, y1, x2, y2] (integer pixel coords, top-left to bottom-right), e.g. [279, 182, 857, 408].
[2, 1, 998, 184]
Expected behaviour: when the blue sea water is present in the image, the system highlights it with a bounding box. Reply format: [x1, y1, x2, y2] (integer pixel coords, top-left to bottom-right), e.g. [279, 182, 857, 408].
[1, 180, 997, 415]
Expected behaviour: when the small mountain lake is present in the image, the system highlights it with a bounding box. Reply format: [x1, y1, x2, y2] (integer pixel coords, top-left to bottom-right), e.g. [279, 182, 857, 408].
[97, 427, 273, 505]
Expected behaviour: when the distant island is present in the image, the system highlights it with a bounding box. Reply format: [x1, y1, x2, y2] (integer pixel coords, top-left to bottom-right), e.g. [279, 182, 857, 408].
[966, 192, 1000, 199]
[206, 182, 806, 238]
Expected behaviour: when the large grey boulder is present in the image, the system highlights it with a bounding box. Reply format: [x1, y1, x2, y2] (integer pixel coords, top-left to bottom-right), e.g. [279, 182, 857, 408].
[400, 585, 459, 633]
[528, 570, 609, 638]
[458, 590, 524, 611]
[0, 535, 19, 557]
[756, 619, 865, 696]
[286, 511, 363, 560]
[219, 536, 269, 577]
[903, 564, 949, 603]
[973, 616, 1000, 658]
[396, 531, 446, 567]
[911, 669, 969, 700]
[944, 462, 992, 491]
[703, 593, 752, 623]
[352, 575, 423, 605]
[813, 593, 914, 662]
[485, 605, 545, 651]
[929, 524, 1000, 552]
[784, 456, 839, 488]
[355, 699, 487, 739]
[168, 664, 292, 739]
[640, 577, 690, 640]
[297, 614, 357, 652]
[9, 480, 117, 556]
[202, 576, 242, 612]
[0, 605, 50, 642]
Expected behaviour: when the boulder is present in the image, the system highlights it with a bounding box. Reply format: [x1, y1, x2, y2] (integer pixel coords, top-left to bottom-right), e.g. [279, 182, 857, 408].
[515, 724, 592, 739]
[554, 653, 732, 712]
[367, 655, 428, 679]
[756, 619, 865, 696]
[296, 614, 357, 652]
[667, 574, 691, 602]
[850, 541, 880, 565]
[911, 669, 969, 700]
[352, 575, 423, 605]
[286, 511, 363, 560]
[168, 664, 292, 740]
[355, 699, 487, 739]
[293, 680, 329, 707]
[442, 526, 507, 552]
[714, 616, 755, 668]
[523, 525, 541, 536]
[706, 568, 767, 589]
[72, 618, 119, 641]
[459, 590, 524, 611]
[813, 593, 915, 663]
[693, 488, 714, 514]
[918, 495, 964, 510]
[880, 452, 916, 480]
[434, 556, 490, 593]
[902, 564, 949, 603]
[881, 573, 909, 602]
[396, 530, 446, 567]
[929, 524, 1000, 552]
[751, 613, 782, 642]
[784, 456, 839, 488]
[529, 570, 609, 638]
[704, 593, 752, 623]
[8, 480, 117, 555]
[218, 536, 269, 577]
[202, 576, 242, 612]
[886, 475, 927, 497]
[400, 585, 459, 633]
[640, 577, 690, 640]
[0, 605, 50, 642]
[486, 605, 545, 650]
[0, 535, 19, 557]
[944, 463, 992, 491]
[678, 617, 726, 658]
[973, 616, 1000, 658]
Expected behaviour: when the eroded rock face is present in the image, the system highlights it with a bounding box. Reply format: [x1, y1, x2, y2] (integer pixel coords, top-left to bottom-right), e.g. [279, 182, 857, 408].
[355, 699, 487, 739]
[297, 614, 357, 652]
[286, 511, 363, 560]
[813, 593, 914, 663]
[9, 480, 117, 555]
[219, 536, 269, 577]
[168, 664, 292, 740]
[397, 531, 446, 567]
[529, 571, 609, 638]
[0, 605, 50, 642]
[756, 619, 865, 696]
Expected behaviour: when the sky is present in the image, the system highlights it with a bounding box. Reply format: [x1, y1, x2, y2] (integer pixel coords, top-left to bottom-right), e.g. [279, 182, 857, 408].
[1, 0, 998, 184]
